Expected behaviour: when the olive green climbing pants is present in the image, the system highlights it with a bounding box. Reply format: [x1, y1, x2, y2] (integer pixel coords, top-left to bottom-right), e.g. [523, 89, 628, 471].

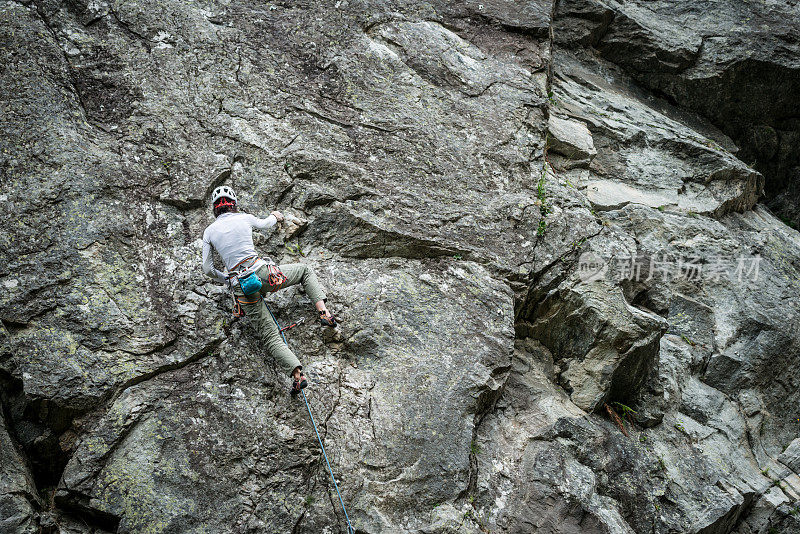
[234, 263, 327, 376]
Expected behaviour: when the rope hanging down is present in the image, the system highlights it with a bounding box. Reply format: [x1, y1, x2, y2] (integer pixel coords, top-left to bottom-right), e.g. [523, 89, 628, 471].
[301, 389, 356, 534]
[266, 303, 355, 534]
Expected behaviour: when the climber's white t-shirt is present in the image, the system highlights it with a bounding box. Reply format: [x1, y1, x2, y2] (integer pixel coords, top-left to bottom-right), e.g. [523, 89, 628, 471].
[202, 212, 277, 283]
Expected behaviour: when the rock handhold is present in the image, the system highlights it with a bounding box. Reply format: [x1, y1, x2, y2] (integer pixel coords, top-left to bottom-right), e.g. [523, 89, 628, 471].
[779, 438, 800, 475]
[547, 114, 597, 161]
[282, 213, 308, 241]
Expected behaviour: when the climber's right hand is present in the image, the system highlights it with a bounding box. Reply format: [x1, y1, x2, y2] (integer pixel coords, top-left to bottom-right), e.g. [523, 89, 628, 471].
[271, 210, 284, 223]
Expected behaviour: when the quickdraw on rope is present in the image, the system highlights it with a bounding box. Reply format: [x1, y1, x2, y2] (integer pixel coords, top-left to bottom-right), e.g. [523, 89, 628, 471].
[231, 293, 245, 318]
[265, 305, 355, 534]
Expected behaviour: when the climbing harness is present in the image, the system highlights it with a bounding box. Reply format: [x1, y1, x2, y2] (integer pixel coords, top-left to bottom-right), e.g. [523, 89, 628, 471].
[227, 258, 286, 314]
[227, 256, 266, 316]
[267, 305, 355, 534]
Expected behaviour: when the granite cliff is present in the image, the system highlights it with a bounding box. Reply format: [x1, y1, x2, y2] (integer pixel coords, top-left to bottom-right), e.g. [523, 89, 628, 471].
[1, 0, 799, 532]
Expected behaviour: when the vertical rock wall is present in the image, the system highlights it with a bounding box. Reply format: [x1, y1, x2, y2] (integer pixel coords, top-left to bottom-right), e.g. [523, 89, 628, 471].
[1, 0, 799, 533]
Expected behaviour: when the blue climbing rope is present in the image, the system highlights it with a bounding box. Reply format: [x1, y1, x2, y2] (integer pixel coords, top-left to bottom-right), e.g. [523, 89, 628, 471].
[265, 300, 356, 534]
[301, 389, 356, 534]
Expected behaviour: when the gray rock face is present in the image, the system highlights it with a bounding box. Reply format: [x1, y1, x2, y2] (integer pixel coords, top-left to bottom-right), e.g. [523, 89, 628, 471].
[554, 0, 800, 227]
[518, 273, 668, 412]
[779, 439, 800, 475]
[1, 0, 800, 533]
[56, 258, 515, 533]
[547, 115, 597, 161]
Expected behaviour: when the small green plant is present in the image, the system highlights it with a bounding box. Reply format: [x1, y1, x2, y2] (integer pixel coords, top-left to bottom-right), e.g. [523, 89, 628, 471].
[639, 433, 647, 443]
[680, 334, 696, 346]
[470, 440, 481, 456]
[613, 402, 637, 418]
[453, 254, 462, 260]
[304, 495, 315, 507]
[761, 467, 770, 476]
[674, 421, 685, 432]
[571, 237, 587, 250]
[285, 242, 306, 256]
[537, 219, 547, 236]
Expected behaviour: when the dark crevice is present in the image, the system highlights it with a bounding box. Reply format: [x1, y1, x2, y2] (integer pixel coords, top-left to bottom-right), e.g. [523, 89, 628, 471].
[0, 369, 74, 494]
[54, 489, 122, 532]
[457, 369, 511, 506]
[291, 509, 307, 534]
[0, 331, 223, 518]
[0, 371, 46, 529]
[546, 0, 561, 96]
[515, 226, 604, 325]
[1, 318, 30, 335]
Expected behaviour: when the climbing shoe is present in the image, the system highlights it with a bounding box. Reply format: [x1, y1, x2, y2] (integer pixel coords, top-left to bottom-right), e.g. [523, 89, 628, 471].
[319, 310, 338, 328]
[291, 373, 308, 396]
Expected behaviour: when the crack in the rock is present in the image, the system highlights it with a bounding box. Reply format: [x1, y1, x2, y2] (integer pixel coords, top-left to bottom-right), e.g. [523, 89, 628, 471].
[307, 363, 355, 532]
[455, 368, 511, 524]
[106, 4, 152, 52]
[194, 115, 267, 154]
[30, 3, 92, 126]
[547, 0, 561, 95]
[289, 104, 405, 135]
[320, 366, 345, 441]
[106, 337, 224, 404]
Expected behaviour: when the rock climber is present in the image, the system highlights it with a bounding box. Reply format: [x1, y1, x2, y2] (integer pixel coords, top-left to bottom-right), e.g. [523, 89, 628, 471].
[201, 185, 337, 395]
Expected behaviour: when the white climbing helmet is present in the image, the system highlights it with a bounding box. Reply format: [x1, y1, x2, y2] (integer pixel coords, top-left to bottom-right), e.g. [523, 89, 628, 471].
[211, 185, 237, 205]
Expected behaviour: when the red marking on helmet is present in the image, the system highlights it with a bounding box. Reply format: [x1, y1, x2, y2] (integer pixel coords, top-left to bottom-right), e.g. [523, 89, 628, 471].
[214, 197, 236, 208]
